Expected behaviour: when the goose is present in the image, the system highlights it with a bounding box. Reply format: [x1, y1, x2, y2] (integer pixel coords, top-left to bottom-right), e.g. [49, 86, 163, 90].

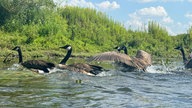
[57, 45, 104, 76]
[115, 45, 128, 54]
[88, 45, 152, 71]
[175, 46, 192, 68]
[12, 46, 55, 73]
[189, 49, 192, 59]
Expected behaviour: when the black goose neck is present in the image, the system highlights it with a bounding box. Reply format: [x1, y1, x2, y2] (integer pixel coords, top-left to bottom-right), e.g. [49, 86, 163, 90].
[60, 48, 72, 64]
[123, 47, 128, 55]
[121, 46, 128, 55]
[180, 48, 188, 63]
[17, 48, 23, 63]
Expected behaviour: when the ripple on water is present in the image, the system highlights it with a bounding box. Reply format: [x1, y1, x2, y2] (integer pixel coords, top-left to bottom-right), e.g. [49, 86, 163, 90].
[0, 60, 192, 107]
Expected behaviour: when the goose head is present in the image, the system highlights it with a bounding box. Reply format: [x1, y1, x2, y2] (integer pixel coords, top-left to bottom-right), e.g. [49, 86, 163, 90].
[12, 46, 20, 51]
[174, 46, 182, 50]
[117, 45, 128, 54]
[120, 45, 127, 50]
[60, 45, 72, 51]
[114, 46, 121, 52]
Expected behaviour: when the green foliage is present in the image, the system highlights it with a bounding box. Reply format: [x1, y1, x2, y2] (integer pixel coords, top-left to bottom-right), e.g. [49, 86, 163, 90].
[0, 1, 191, 58]
[0, 0, 55, 32]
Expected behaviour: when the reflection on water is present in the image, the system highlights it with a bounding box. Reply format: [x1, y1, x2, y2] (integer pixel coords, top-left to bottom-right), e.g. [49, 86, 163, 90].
[0, 58, 192, 107]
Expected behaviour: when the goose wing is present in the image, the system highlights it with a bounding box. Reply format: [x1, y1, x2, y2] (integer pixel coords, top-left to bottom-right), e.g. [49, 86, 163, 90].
[58, 63, 103, 76]
[69, 63, 103, 75]
[22, 60, 55, 72]
[67, 63, 94, 71]
[131, 57, 151, 70]
[186, 59, 192, 68]
[88, 51, 138, 67]
[135, 50, 152, 66]
[88, 51, 131, 61]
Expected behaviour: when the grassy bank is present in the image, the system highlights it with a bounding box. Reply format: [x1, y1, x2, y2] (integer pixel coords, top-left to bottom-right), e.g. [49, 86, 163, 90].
[0, 1, 191, 59]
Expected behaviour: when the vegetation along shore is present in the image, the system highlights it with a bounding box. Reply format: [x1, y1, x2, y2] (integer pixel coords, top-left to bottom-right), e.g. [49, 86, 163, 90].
[0, 0, 191, 61]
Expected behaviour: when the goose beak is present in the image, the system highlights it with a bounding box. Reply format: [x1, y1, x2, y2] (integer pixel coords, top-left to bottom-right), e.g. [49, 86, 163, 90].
[114, 46, 121, 51]
[12, 46, 19, 51]
[174, 47, 180, 50]
[114, 46, 118, 49]
[59, 45, 72, 50]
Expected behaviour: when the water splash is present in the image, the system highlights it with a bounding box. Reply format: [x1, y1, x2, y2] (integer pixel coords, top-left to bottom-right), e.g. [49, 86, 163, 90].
[146, 60, 187, 74]
[146, 60, 171, 74]
[146, 65, 169, 74]
[47, 68, 62, 74]
[7, 63, 22, 71]
[97, 70, 117, 77]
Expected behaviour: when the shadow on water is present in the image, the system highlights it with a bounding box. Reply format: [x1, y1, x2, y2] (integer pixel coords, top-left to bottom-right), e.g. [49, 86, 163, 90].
[0, 57, 192, 107]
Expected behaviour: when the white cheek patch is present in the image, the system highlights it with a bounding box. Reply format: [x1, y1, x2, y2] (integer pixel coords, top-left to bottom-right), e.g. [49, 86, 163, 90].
[117, 47, 121, 50]
[67, 46, 72, 50]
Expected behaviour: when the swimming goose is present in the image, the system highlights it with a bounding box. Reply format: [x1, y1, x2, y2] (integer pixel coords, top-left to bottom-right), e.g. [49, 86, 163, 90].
[88, 45, 152, 71]
[12, 46, 55, 73]
[175, 46, 192, 68]
[57, 45, 104, 76]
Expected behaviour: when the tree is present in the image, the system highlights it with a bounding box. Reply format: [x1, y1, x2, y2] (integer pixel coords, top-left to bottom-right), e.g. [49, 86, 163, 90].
[0, 0, 55, 31]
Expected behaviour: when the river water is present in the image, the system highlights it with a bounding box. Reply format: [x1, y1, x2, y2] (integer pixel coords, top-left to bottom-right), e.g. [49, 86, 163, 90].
[0, 58, 192, 108]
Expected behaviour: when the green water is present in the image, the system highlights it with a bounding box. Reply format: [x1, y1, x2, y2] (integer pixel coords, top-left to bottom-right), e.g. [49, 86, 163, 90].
[0, 58, 192, 107]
